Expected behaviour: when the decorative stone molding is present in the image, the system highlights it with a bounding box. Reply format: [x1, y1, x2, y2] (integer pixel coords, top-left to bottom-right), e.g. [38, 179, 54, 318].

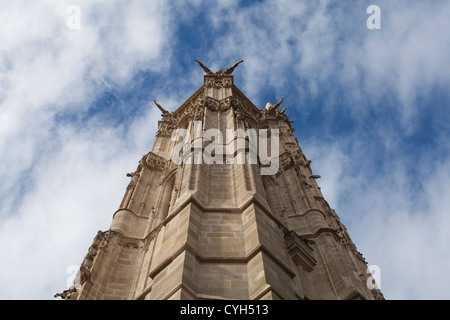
[195, 96, 241, 113]
[204, 76, 233, 88]
[81, 231, 109, 268]
[284, 230, 317, 272]
[153, 100, 176, 123]
[55, 229, 110, 299]
[292, 148, 310, 168]
[156, 121, 176, 138]
[54, 286, 78, 300]
[260, 104, 290, 122]
[142, 152, 167, 172]
[170, 89, 207, 125]
[301, 180, 313, 189]
[203, 96, 220, 111]
[194, 105, 204, 121]
[280, 152, 294, 171]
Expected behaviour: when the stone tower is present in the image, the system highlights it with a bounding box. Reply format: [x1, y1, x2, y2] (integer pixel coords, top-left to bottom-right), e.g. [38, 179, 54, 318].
[58, 60, 383, 300]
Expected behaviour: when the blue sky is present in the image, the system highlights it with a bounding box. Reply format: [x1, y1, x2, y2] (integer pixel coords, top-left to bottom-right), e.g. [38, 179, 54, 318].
[1, 0, 450, 300]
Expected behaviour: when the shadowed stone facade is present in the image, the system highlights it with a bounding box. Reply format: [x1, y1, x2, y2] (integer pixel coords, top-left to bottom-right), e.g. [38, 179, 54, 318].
[59, 61, 383, 300]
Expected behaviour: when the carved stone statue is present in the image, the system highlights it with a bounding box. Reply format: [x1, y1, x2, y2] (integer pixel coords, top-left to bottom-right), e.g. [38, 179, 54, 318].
[265, 98, 284, 111]
[154, 100, 175, 123]
[54, 286, 78, 300]
[194, 59, 213, 75]
[126, 172, 139, 190]
[154, 100, 170, 115]
[194, 59, 244, 75]
[79, 265, 93, 284]
[224, 60, 244, 75]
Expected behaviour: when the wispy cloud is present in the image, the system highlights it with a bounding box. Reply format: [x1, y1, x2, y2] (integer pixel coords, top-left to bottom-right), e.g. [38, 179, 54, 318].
[0, 0, 172, 299]
[204, 1, 450, 127]
[303, 134, 450, 299]
[1, 0, 449, 300]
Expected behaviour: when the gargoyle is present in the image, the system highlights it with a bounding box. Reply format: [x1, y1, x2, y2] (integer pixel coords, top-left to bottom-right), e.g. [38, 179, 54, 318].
[193, 59, 213, 75]
[154, 100, 171, 116]
[223, 60, 244, 75]
[265, 98, 284, 111]
[194, 59, 244, 75]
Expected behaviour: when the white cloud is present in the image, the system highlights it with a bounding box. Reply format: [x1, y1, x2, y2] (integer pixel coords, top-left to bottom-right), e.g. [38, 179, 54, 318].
[0, 104, 161, 299]
[0, 0, 173, 199]
[0, 0, 172, 299]
[206, 0, 450, 126]
[353, 160, 450, 299]
[304, 136, 450, 299]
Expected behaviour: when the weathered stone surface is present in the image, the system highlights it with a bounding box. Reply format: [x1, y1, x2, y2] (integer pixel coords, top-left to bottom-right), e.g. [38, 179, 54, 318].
[59, 61, 383, 300]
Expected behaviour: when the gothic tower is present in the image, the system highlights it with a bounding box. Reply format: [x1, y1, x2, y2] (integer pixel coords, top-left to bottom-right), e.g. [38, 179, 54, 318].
[58, 60, 383, 300]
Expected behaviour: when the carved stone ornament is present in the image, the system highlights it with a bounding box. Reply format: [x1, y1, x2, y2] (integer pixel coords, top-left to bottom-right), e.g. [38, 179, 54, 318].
[202, 97, 220, 111]
[54, 286, 78, 300]
[194, 59, 244, 76]
[55, 230, 110, 299]
[79, 230, 110, 281]
[292, 148, 310, 167]
[126, 172, 139, 190]
[153, 100, 177, 123]
[204, 76, 233, 88]
[301, 180, 313, 189]
[284, 230, 317, 272]
[156, 122, 176, 138]
[260, 98, 291, 123]
[280, 152, 294, 171]
[79, 265, 93, 284]
[143, 152, 167, 172]
[219, 97, 233, 112]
